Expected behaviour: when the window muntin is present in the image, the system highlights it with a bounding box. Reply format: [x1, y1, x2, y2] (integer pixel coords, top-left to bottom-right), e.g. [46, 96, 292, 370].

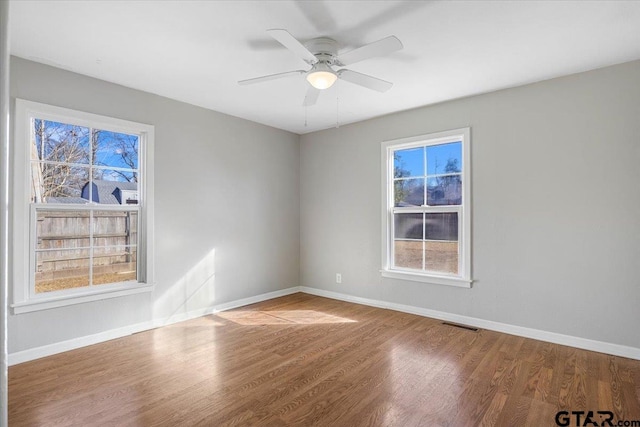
[33, 207, 138, 295]
[393, 142, 462, 208]
[383, 128, 471, 286]
[13, 99, 154, 312]
[30, 119, 141, 296]
[31, 119, 139, 204]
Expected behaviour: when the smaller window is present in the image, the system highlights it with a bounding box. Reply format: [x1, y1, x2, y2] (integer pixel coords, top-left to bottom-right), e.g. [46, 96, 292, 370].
[381, 128, 472, 287]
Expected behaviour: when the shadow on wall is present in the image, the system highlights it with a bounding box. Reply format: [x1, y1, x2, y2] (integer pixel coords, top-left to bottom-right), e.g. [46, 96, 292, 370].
[153, 248, 216, 323]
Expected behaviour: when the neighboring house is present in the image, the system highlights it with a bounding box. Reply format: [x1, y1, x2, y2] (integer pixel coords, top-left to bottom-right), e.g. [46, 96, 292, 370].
[81, 180, 138, 205]
[397, 178, 462, 208]
[428, 179, 462, 206]
[44, 196, 89, 204]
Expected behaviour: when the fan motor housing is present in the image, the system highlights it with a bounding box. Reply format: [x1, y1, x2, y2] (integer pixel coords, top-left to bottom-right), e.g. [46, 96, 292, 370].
[305, 37, 338, 63]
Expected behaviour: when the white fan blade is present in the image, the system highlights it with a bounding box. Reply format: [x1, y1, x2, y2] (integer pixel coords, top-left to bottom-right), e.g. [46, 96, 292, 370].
[336, 36, 403, 66]
[238, 70, 305, 86]
[267, 29, 318, 64]
[337, 69, 393, 92]
[303, 86, 320, 107]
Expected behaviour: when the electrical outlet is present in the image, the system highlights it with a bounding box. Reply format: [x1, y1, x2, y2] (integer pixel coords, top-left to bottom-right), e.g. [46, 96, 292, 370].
[336, 273, 342, 284]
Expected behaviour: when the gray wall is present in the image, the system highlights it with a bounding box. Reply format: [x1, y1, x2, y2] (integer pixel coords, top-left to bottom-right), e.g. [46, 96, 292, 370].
[300, 60, 640, 349]
[9, 57, 300, 353]
[9, 56, 640, 356]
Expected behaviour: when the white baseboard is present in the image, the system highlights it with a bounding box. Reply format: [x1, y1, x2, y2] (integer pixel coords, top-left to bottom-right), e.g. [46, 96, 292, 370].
[298, 287, 640, 361]
[211, 287, 301, 313]
[8, 286, 301, 366]
[10, 285, 639, 365]
[8, 320, 153, 366]
[149, 287, 302, 329]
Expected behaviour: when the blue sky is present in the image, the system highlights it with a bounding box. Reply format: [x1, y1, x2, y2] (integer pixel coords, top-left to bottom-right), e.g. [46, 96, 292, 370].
[394, 141, 461, 177]
[34, 119, 138, 174]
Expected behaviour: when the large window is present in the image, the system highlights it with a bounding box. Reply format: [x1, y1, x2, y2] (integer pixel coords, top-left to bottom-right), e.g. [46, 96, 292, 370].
[12, 100, 155, 313]
[381, 128, 471, 287]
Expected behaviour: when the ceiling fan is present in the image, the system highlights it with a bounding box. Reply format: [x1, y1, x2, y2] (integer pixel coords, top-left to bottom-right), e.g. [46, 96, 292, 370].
[238, 29, 403, 106]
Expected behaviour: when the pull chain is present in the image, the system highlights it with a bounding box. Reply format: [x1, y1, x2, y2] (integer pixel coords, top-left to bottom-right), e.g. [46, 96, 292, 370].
[304, 105, 308, 128]
[335, 82, 340, 128]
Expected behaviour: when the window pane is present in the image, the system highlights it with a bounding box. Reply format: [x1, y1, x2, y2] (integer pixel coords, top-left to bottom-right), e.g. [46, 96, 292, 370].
[31, 118, 91, 204]
[35, 249, 90, 293]
[36, 210, 90, 250]
[32, 163, 90, 203]
[93, 130, 139, 170]
[93, 168, 137, 183]
[394, 147, 423, 177]
[427, 175, 462, 206]
[129, 211, 138, 242]
[32, 119, 90, 164]
[93, 211, 137, 247]
[394, 213, 423, 240]
[425, 213, 458, 241]
[93, 211, 138, 284]
[394, 240, 423, 270]
[93, 246, 137, 285]
[425, 241, 458, 275]
[426, 142, 461, 176]
[394, 178, 424, 207]
[86, 173, 138, 205]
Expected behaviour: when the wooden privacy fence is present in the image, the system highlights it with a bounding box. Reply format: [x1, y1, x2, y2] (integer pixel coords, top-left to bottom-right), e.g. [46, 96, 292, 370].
[35, 210, 137, 283]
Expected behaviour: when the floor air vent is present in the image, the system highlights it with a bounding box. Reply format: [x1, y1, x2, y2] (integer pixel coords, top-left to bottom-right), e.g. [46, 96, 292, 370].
[442, 322, 479, 332]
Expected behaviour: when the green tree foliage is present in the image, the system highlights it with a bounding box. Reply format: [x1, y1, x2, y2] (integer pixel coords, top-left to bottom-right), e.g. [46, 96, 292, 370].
[393, 153, 410, 205]
[440, 158, 461, 204]
[445, 158, 459, 173]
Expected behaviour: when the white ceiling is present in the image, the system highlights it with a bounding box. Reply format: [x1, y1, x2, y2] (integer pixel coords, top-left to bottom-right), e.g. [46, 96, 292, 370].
[9, 1, 640, 135]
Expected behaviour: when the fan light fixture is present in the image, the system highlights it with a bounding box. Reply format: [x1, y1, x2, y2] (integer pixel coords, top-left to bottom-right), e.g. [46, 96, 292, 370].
[238, 30, 403, 105]
[306, 63, 337, 90]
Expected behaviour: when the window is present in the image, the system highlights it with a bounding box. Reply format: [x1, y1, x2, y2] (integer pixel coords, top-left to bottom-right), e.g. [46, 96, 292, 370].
[12, 99, 155, 313]
[381, 128, 471, 287]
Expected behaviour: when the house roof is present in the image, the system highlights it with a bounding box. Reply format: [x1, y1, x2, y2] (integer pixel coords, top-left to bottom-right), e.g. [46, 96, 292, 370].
[84, 180, 137, 205]
[45, 196, 89, 204]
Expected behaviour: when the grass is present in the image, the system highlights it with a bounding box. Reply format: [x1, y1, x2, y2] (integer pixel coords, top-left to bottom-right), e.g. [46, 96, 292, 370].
[35, 271, 137, 293]
[394, 240, 458, 274]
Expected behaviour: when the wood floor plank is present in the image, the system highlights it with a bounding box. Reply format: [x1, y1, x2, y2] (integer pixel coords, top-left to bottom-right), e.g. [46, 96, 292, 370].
[523, 398, 557, 427]
[8, 293, 640, 426]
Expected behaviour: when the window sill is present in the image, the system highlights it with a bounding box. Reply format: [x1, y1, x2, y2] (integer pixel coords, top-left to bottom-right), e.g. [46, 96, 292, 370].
[11, 283, 155, 314]
[380, 269, 473, 288]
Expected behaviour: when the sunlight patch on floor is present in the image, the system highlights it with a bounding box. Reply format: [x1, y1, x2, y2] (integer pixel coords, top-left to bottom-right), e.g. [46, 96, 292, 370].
[217, 310, 357, 325]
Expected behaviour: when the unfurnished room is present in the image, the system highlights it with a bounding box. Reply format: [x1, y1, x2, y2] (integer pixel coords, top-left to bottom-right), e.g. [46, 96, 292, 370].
[0, 1, 639, 426]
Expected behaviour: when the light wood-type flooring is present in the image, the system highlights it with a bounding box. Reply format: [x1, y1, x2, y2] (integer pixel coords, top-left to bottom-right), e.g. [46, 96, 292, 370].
[9, 293, 640, 426]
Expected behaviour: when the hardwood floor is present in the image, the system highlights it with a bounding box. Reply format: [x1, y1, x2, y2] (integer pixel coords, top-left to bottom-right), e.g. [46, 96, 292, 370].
[9, 293, 640, 426]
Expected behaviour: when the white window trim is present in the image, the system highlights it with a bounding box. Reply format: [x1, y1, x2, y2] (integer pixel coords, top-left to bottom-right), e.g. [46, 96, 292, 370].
[12, 99, 155, 313]
[381, 127, 472, 288]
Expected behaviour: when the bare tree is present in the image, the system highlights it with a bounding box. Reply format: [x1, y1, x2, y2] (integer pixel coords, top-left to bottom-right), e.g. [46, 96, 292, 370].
[32, 121, 139, 202]
[393, 153, 411, 205]
[438, 158, 462, 205]
[92, 130, 138, 182]
[33, 119, 90, 201]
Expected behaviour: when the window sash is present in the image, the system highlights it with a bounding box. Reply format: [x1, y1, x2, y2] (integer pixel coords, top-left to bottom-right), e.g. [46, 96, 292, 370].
[30, 204, 140, 299]
[390, 206, 462, 276]
[29, 119, 140, 204]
